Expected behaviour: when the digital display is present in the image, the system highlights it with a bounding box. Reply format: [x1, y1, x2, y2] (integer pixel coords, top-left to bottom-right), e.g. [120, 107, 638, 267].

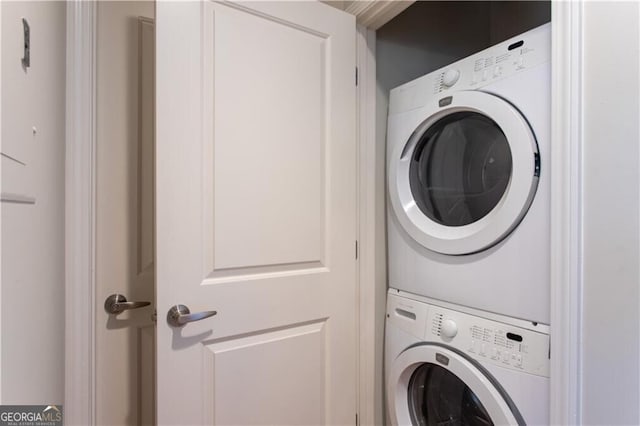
[508, 40, 524, 51]
[506, 332, 523, 342]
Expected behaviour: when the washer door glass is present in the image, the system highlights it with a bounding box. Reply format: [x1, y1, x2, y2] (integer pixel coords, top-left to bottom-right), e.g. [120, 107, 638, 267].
[409, 112, 512, 227]
[409, 363, 493, 426]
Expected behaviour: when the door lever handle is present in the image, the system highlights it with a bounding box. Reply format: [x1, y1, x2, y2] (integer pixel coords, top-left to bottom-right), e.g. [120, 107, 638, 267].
[167, 304, 217, 327]
[104, 294, 151, 315]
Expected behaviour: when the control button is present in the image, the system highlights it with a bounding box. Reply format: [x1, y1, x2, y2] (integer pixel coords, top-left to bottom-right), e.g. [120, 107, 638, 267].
[516, 354, 523, 366]
[493, 66, 502, 77]
[502, 352, 510, 362]
[517, 57, 524, 69]
[441, 319, 458, 338]
[480, 344, 486, 356]
[469, 340, 476, 353]
[442, 69, 460, 87]
[482, 70, 488, 81]
[491, 348, 498, 359]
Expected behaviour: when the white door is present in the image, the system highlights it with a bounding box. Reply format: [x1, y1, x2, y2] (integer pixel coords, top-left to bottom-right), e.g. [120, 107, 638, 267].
[156, 2, 357, 425]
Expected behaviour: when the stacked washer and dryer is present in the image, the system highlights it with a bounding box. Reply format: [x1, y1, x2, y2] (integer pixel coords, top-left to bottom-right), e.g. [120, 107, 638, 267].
[385, 24, 551, 425]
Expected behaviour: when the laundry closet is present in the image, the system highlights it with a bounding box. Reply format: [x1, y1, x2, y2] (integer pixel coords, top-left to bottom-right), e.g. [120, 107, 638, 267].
[370, 2, 551, 425]
[3, 1, 640, 425]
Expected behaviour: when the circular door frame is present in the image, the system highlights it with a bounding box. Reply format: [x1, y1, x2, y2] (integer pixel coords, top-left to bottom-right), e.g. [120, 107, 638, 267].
[388, 90, 539, 255]
[387, 343, 524, 426]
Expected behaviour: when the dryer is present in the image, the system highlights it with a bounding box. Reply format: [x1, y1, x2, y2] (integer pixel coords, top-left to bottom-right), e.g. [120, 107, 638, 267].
[387, 24, 550, 323]
[385, 290, 550, 425]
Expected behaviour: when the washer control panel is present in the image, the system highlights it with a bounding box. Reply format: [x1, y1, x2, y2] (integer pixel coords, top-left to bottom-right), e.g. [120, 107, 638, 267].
[428, 306, 549, 377]
[387, 292, 550, 377]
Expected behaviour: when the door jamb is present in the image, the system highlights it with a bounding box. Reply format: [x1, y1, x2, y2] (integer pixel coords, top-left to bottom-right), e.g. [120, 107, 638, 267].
[549, 1, 583, 424]
[64, 1, 97, 425]
[355, 24, 383, 426]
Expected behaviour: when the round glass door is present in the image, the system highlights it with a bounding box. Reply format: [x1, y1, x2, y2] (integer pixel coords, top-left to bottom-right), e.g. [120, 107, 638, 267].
[388, 91, 539, 255]
[387, 344, 522, 426]
[409, 112, 512, 228]
[408, 363, 493, 426]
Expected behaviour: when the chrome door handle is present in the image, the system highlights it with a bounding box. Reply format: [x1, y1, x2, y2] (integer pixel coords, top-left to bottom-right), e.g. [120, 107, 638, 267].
[104, 294, 151, 315]
[167, 304, 217, 327]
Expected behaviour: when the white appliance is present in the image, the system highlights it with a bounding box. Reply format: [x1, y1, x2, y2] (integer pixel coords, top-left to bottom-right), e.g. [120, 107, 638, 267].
[386, 290, 550, 425]
[387, 24, 551, 323]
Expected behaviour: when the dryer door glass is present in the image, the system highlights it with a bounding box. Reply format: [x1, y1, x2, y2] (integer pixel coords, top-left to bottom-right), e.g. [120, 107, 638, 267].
[408, 362, 493, 426]
[409, 112, 512, 227]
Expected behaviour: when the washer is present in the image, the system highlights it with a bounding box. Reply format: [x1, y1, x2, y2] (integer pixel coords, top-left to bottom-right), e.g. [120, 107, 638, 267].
[386, 290, 549, 426]
[387, 24, 550, 323]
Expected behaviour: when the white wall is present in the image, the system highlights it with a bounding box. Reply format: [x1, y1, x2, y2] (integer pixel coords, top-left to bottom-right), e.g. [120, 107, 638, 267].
[580, 2, 640, 424]
[488, 2, 550, 45]
[320, 1, 347, 11]
[376, 2, 492, 93]
[1, 1, 66, 403]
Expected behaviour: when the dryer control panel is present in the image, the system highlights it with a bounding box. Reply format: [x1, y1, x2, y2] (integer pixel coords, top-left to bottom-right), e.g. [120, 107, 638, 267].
[389, 22, 551, 115]
[387, 291, 550, 377]
[431, 26, 549, 95]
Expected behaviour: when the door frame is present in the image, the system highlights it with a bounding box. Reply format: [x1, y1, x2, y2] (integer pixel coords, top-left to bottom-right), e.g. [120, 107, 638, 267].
[64, 1, 97, 424]
[548, 2, 584, 424]
[64, 1, 583, 425]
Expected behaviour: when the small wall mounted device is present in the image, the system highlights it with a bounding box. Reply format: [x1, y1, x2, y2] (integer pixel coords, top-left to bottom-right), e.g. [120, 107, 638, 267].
[22, 18, 30, 70]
